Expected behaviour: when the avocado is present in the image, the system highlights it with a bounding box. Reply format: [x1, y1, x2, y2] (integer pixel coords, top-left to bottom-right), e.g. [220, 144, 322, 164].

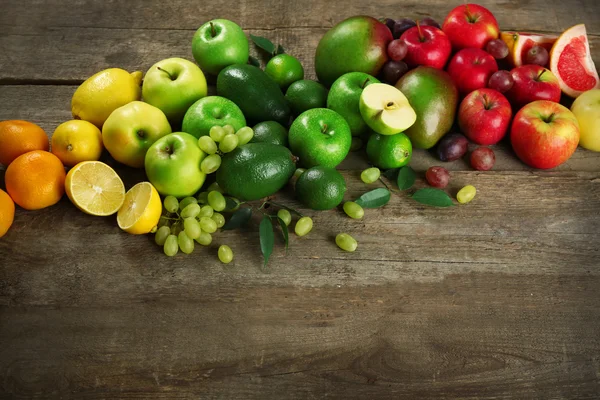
[216, 143, 296, 201]
[217, 64, 291, 125]
[395, 66, 458, 149]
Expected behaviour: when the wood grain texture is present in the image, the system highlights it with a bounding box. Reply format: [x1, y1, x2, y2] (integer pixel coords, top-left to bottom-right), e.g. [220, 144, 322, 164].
[2, 0, 600, 398]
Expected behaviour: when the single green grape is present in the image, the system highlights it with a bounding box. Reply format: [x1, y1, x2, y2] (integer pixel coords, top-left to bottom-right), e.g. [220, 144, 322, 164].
[195, 231, 212, 246]
[219, 134, 239, 153]
[211, 212, 225, 228]
[350, 137, 363, 151]
[222, 124, 235, 136]
[157, 215, 171, 228]
[457, 185, 476, 204]
[178, 231, 195, 254]
[179, 196, 198, 211]
[343, 201, 364, 220]
[200, 216, 218, 233]
[181, 203, 201, 219]
[218, 245, 234, 264]
[196, 191, 209, 204]
[155, 225, 171, 246]
[207, 182, 223, 193]
[198, 204, 214, 218]
[201, 154, 222, 174]
[335, 233, 357, 252]
[209, 126, 226, 142]
[163, 195, 179, 213]
[164, 234, 179, 257]
[208, 191, 226, 212]
[236, 127, 254, 145]
[198, 136, 218, 155]
[277, 209, 292, 226]
[183, 217, 201, 239]
[199, 205, 214, 218]
[361, 167, 381, 184]
[295, 216, 313, 237]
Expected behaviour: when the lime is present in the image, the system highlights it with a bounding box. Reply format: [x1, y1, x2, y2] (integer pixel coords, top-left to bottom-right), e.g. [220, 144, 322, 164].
[265, 54, 304, 90]
[366, 133, 412, 169]
[285, 80, 328, 116]
[295, 166, 346, 210]
[251, 121, 288, 147]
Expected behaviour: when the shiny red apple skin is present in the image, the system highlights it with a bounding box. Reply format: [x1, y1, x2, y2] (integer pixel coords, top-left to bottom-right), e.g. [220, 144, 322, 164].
[447, 48, 498, 95]
[400, 25, 452, 69]
[458, 88, 512, 145]
[506, 65, 561, 110]
[510, 100, 580, 169]
[442, 4, 500, 50]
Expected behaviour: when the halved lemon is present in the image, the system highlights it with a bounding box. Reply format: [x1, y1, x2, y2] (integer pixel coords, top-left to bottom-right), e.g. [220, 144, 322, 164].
[117, 182, 162, 234]
[550, 24, 600, 98]
[65, 161, 125, 216]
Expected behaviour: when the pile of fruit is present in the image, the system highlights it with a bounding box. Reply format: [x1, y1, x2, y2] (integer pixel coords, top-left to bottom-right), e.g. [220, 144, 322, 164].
[1, 4, 599, 266]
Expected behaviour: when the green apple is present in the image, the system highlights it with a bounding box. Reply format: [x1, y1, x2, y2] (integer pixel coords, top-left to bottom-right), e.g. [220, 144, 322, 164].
[359, 83, 417, 135]
[142, 57, 207, 124]
[192, 19, 249, 76]
[102, 101, 172, 168]
[327, 72, 380, 137]
[288, 108, 351, 168]
[145, 132, 207, 197]
[182, 96, 246, 138]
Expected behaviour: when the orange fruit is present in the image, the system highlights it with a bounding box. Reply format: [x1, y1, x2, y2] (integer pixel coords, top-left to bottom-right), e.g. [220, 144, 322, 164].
[5, 150, 66, 210]
[550, 24, 600, 98]
[500, 31, 557, 67]
[0, 120, 49, 166]
[0, 189, 15, 238]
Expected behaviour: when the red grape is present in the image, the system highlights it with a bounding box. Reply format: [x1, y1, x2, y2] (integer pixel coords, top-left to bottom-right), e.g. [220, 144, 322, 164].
[420, 17, 441, 29]
[485, 39, 509, 59]
[488, 70, 514, 93]
[426, 166, 450, 188]
[436, 133, 469, 162]
[387, 39, 408, 61]
[381, 60, 409, 84]
[470, 147, 496, 171]
[524, 45, 549, 66]
[393, 18, 416, 39]
[381, 18, 395, 33]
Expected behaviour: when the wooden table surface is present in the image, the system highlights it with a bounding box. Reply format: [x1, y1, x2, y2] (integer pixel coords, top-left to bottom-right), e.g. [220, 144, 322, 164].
[1, 1, 600, 398]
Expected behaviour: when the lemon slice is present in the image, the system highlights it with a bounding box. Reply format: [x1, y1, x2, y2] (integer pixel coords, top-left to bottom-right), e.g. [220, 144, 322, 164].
[65, 161, 125, 216]
[117, 182, 162, 234]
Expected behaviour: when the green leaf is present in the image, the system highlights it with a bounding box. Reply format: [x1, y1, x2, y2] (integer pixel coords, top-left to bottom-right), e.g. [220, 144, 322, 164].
[397, 166, 416, 190]
[248, 56, 260, 67]
[250, 34, 276, 54]
[222, 207, 252, 230]
[276, 44, 285, 55]
[412, 188, 454, 207]
[259, 216, 275, 267]
[383, 168, 399, 180]
[355, 188, 391, 208]
[224, 196, 241, 212]
[276, 217, 289, 250]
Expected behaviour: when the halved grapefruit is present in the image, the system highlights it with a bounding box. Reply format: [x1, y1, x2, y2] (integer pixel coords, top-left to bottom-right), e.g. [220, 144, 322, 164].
[501, 31, 558, 67]
[550, 24, 600, 98]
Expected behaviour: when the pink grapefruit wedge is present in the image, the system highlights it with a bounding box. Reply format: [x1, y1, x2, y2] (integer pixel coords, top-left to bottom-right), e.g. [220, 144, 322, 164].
[550, 24, 600, 98]
[501, 31, 558, 67]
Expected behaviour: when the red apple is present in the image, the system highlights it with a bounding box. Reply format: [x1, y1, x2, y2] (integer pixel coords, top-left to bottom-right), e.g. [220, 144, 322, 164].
[510, 100, 580, 169]
[442, 4, 500, 50]
[506, 65, 561, 110]
[447, 48, 498, 95]
[458, 88, 512, 145]
[400, 24, 452, 69]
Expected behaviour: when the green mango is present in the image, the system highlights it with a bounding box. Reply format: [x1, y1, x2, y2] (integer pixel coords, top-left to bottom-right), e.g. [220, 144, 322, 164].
[217, 64, 291, 125]
[395, 66, 459, 149]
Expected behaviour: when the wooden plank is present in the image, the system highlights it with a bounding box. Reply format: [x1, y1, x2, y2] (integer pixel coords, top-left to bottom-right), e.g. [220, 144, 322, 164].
[2, 84, 600, 172]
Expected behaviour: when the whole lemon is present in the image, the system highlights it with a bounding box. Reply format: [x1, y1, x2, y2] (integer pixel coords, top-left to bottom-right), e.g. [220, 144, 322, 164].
[71, 68, 142, 128]
[51, 120, 103, 167]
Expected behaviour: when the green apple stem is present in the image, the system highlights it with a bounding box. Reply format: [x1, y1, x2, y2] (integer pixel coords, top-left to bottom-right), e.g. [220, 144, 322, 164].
[321, 124, 334, 136]
[156, 67, 175, 81]
[361, 78, 370, 89]
[210, 22, 216, 37]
